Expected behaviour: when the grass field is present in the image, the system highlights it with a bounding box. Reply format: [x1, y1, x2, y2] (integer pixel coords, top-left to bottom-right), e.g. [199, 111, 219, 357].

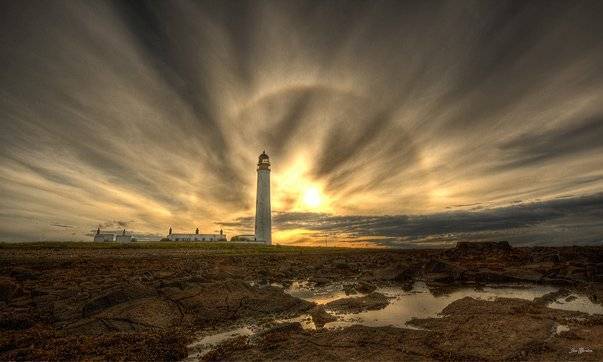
[0, 241, 362, 254]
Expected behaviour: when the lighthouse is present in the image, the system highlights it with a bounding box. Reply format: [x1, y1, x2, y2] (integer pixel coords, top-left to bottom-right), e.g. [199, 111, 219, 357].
[255, 151, 272, 244]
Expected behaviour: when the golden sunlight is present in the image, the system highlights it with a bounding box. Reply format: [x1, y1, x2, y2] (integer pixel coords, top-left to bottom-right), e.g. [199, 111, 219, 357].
[302, 186, 322, 208]
[272, 154, 333, 213]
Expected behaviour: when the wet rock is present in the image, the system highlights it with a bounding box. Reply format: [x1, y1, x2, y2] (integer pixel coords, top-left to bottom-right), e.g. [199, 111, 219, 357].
[400, 281, 414, 292]
[343, 284, 357, 295]
[355, 281, 377, 294]
[2, 244, 602, 361]
[82, 283, 156, 317]
[465, 268, 518, 283]
[99, 297, 181, 330]
[207, 324, 431, 361]
[393, 268, 416, 283]
[371, 264, 416, 282]
[533, 289, 571, 305]
[310, 277, 331, 286]
[309, 306, 337, 327]
[424, 260, 455, 274]
[325, 292, 389, 314]
[263, 322, 307, 343]
[424, 260, 464, 284]
[503, 268, 544, 282]
[163, 279, 313, 325]
[410, 297, 563, 360]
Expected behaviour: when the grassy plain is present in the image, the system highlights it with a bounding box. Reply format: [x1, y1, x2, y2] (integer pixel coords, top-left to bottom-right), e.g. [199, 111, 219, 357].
[0, 241, 355, 254]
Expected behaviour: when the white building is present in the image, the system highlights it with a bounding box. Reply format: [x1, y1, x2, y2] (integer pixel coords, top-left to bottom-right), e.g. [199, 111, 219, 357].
[255, 151, 272, 245]
[166, 227, 226, 242]
[116, 229, 133, 242]
[93, 227, 114, 242]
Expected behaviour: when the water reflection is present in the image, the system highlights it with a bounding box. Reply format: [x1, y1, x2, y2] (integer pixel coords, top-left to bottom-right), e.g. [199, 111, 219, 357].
[186, 281, 602, 360]
[321, 282, 559, 329]
[286, 280, 355, 304]
[548, 294, 603, 315]
[185, 326, 255, 360]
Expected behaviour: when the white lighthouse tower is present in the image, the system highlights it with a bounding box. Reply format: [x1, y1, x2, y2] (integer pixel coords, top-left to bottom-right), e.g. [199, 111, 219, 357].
[255, 151, 272, 245]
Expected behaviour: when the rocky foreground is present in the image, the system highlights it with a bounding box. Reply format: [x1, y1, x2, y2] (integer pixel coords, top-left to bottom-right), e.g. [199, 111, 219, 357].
[0, 242, 602, 360]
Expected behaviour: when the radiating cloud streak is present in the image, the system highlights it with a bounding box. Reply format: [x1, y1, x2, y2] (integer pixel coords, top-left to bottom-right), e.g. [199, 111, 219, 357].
[225, 193, 603, 247]
[0, 0, 602, 244]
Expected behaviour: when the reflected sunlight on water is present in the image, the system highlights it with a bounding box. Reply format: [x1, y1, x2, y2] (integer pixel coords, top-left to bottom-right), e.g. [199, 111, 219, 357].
[186, 281, 603, 361]
[321, 282, 559, 329]
[548, 294, 603, 315]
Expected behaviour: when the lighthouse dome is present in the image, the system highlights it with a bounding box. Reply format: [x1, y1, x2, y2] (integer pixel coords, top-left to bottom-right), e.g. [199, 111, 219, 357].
[259, 151, 269, 160]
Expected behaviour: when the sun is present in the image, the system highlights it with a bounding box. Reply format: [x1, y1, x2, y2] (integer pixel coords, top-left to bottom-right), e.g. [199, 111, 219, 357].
[302, 186, 322, 208]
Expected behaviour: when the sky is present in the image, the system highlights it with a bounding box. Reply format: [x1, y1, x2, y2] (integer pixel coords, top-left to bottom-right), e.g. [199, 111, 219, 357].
[0, 0, 602, 247]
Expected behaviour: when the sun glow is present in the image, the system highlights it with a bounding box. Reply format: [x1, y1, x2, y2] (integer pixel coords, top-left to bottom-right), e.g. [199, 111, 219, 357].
[272, 154, 332, 212]
[302, 186, 322, 208]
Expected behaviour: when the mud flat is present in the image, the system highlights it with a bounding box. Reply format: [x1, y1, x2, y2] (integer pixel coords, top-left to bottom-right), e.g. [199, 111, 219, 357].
[0, 242, 602, 360]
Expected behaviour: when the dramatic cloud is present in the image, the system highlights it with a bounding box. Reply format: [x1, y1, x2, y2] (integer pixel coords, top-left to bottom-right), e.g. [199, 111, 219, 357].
[0, 1, 602, 245]
[224, 193, 603, 247]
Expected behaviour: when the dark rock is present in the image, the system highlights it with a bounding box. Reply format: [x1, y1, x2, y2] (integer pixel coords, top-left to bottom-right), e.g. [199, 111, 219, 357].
[0, 310, 34, 330]
[343, 284, 357, 295]
[0, 277, 20, 302]
[10, 267, 38, 281]
[424, 260, 455, 274]
[503, 268, 544, 283]
[371, 264, 416, 282]
[393, 268, 415, 283]
[311, 277, 331, 286]
[401, 281, 414, 292]
[82, 283, 156, 317]
[334, 261, 349, 269]
[325, 292, 390, 314]
[309, 306, 337, 327]
[31, 288, 49, 297]
[427, 273, 454, 284]
[163, 279, 313, 325]
[159, 275, 209, 289]
[260, 322, 305, 343]
[467, 268, 518, 283]
[455, 241, 512, 252]
[424, 260, 464, 284]
[356, 281, 377, 294]
[100, 297, 181, 330]
[533, 289, 571, 305]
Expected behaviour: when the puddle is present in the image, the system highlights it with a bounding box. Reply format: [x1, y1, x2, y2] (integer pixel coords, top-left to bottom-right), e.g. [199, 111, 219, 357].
[185, 326, 255, 360]
[186, 281, 602, 360]
[319, 282, 559, 329]
[286, 280, 354, 304]
[547, 294, 603, 315]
